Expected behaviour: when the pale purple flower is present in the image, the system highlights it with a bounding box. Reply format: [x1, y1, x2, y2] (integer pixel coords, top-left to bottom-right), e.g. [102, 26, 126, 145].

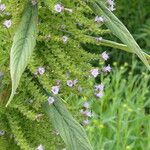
[95, 84, 104, 91]
[48, 96, 55, 105]
[82, 119, 90, 125]
[80, 109, 92, 117]
[90, 68, 99, 77]
[31, 0, 37, 5]
[95, 91, 104, 98]
[83, 101, 90, 109]
[0, 4, 6, 12]
[36, 144, 44, 150]
[95, 37, 103, 42]
[51, 86, 60, 95]
[84, 110, 92, 117]
[62, 36, 68, 43]
[67, 80, 73, 87]
[94, 16, 104, 23]
[73, 79, 78, 86]
[38, 67, 45, 75]
[101, 51, 109, 61]
[103, 64, 112, 72]
[3, 20, 11, 28]
[107, 0, 115, 6]
[54, 4, 63, 13]
[0, 130, 5, 135]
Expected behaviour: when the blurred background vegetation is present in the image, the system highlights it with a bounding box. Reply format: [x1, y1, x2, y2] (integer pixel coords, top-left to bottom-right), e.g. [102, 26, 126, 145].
[69, 0, 150, 150]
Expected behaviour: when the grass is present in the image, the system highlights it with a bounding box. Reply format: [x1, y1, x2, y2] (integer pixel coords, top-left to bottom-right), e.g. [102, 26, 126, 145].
[88, 62, 150, 150]
[66, 61, 150, 150]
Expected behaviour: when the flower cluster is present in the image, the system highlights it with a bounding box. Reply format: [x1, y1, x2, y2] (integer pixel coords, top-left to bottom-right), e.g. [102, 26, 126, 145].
[94, 83, 104, 98]
[67, 79, 78, 87]
[0, 3, 12, 28]
[90, 51, 111, 78]
[80, 101, 92, 126]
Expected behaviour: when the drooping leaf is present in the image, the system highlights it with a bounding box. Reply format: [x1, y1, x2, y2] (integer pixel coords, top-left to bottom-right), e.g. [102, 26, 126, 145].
[6, 1, 38, 107]
[43, 97, 93, 150]
[88, 1, 150, 70]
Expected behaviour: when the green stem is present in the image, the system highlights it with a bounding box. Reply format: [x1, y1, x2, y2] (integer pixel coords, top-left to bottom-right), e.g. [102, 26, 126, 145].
[99, 39, 150, 64]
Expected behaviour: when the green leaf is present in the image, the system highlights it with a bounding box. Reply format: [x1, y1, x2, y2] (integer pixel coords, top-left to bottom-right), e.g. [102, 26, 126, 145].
[6, 2, 38, 107]
[43, 97, 93, 150]
[88, 1, 150, 70]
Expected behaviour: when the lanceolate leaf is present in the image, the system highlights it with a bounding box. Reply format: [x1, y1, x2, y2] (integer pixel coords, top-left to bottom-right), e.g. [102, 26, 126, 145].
[6, 2, 38, 106]
[88, 1, 150, 70]
[43, 97, 93, 150]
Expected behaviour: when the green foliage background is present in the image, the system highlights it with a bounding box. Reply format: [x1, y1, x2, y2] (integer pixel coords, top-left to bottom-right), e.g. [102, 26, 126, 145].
[0, 0, 150, 150]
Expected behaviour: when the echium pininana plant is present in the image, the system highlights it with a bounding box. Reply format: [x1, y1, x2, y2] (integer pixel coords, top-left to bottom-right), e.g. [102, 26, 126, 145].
[0, 0, 150, 150]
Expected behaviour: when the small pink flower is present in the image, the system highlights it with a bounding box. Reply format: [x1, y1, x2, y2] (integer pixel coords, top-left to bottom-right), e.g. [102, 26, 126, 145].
[0, 4, 6, 12]
[84, 110, 92, 117]
[95, 91, 103, 98]
[38, 67, 45, 75]
[107, 0, 115, 6]
[48, 96, 55, 105]
[103, 64, 112, 72]
[101, 51, 109, 61]
[51, 86, 60, 95]
[107, 0, 115, 11]
[62, 36, 68, 43]
[3, 20, 11, 28]
[95, 84, 104, 91]
[82, 119, 90, 125]
[67, 80, 73, 87]
[90, 69, 99, 77]
[83, 102, 90, 109]
[95, 37, 103, 42]
[94, 16, 104, 23]
[54, 4, 63, 13]
[108, 5, 115, 11]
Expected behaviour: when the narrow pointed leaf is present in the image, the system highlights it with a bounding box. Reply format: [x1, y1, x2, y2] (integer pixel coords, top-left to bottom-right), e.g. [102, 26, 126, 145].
[6, 2, 38, 106]
[43, 98, 93, 150]
[88, 1, 150, 70]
